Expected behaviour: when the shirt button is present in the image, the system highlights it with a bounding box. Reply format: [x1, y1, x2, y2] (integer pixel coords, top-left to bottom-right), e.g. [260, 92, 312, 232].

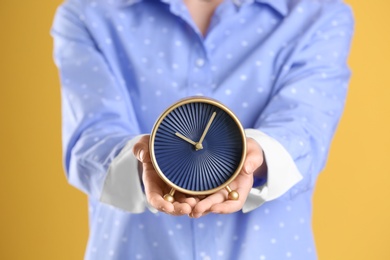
[196, 58, 205, 67]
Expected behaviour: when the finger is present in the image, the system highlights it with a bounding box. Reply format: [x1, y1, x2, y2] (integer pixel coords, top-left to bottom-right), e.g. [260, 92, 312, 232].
[210, 200, 243, 214]
[191, 192, 227, 218]
[175, 195, 199, 209]
[132, 135, 151, 163]
[142, 164, 175, 213]
[168, 193, 194, 215]
[210, 174, 253, 214]
[210, 184, 249, 214]
[172, 201, 192, 216]
[147, 190, 175, 213]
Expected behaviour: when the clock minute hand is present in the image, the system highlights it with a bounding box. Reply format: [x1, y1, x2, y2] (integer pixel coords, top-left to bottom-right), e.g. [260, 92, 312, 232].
[175, 132, 197, 145]
[196, 112, 217, 151]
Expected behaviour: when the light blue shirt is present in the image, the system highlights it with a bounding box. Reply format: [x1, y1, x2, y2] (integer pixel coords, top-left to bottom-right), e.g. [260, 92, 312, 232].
[51, 0, 354, 259]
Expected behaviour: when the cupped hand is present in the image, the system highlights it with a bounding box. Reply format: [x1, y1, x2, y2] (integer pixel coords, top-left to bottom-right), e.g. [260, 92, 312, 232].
[132, 135, 198, 216]
[190, 137, 266, 218]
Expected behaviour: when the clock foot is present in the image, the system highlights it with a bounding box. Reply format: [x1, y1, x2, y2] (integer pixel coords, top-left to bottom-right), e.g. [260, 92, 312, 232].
[225, 185, 239, 200]
[163, 188, 176, 203]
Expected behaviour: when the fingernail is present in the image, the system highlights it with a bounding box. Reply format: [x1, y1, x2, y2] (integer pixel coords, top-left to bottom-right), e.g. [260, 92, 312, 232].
[139, 149, 144, 161]
[244, 165, 253, 175]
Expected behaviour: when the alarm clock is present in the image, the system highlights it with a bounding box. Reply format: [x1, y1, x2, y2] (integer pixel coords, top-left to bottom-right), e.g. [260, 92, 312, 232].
[149, 97, 246, 202]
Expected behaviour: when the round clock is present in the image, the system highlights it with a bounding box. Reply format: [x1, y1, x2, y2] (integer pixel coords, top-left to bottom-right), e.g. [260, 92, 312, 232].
[149, 97, 246, 202]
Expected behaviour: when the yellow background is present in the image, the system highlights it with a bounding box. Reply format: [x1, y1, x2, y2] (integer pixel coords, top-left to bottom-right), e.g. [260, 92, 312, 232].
[0, 0, 389, 259]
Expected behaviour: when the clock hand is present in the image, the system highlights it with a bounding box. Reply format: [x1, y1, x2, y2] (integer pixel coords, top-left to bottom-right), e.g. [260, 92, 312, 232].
[196, 111, 217, 151]
[175, 132, 197, 145]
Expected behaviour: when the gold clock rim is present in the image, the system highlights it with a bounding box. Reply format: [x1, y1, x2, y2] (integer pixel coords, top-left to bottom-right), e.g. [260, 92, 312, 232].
[149, 97, 247, 196]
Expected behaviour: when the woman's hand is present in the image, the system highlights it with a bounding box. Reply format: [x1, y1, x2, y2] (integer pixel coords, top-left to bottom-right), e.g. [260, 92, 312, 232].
[133, 136, 266, 218]
[132, 135, 198, 216]
[190, 137, 266, 218]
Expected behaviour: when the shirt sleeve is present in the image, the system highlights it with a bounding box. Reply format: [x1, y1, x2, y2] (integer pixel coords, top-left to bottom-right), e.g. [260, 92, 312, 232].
[100, 129, 302, 214]
[51, 0, 142, 201]
[242, 129, 303, 213]
[100, 135, 158, 213]
[249, 3, 354, 205]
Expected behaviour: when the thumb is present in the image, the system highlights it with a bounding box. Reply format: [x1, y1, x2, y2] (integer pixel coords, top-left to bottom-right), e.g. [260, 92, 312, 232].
[132, 135, 151, 163]
[243, 160, 256, 175]
[242, 138, 264, 175]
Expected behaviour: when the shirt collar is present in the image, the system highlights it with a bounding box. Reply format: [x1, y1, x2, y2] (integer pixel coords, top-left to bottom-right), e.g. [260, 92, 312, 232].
[112, 0, 142, 7]
[253, 0, 288, 16]
[113, 0, 289, 16]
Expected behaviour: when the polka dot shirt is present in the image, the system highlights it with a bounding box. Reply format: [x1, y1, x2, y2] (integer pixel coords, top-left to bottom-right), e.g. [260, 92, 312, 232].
[51, 0, 354, 259]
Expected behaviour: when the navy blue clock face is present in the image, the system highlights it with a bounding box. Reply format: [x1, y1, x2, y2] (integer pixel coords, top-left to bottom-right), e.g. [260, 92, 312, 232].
[150, 98, 246, 194]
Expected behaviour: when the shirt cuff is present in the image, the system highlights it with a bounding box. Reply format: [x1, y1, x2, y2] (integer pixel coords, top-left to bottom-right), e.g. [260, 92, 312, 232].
[242, 129, 303, 213]
[100, 135, 157, 213]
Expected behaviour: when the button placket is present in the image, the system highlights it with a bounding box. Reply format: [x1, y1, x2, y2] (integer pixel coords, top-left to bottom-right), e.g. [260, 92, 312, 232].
[187, 42, 212, 96]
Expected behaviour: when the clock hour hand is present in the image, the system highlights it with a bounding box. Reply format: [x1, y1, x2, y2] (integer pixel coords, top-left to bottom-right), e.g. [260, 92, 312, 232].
[196, 112, 217, 151]
[175, 132, 197, 145]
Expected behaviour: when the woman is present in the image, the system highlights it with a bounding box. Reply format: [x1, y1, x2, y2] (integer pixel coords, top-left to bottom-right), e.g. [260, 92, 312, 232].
[51, 0, 354, 259]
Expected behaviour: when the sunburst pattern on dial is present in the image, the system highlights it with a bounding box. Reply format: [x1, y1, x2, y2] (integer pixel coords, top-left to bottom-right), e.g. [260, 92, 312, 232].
[150, 97, 246, 199]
